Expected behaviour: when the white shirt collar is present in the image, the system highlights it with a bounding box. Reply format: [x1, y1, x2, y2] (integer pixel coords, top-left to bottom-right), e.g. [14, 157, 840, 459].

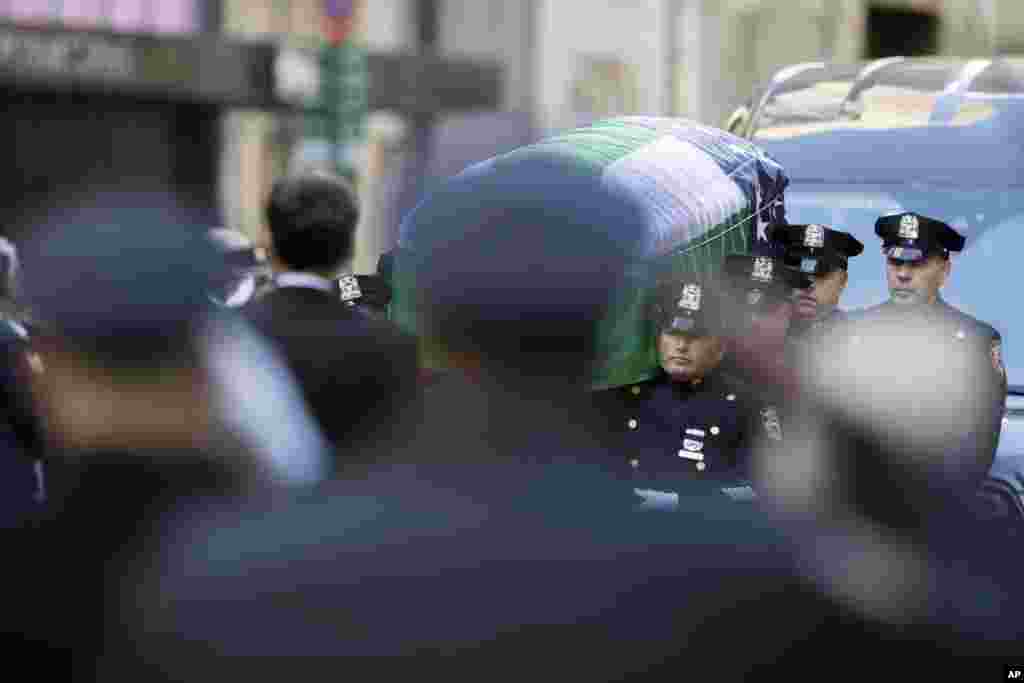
[275, 272, 335, 294]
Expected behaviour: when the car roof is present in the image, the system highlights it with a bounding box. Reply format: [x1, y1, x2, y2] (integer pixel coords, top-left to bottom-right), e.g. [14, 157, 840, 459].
[736, 57, 1024, 187]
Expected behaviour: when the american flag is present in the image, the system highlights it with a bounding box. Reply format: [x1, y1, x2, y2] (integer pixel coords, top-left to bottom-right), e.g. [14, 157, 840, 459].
[323, 0, 359, 45]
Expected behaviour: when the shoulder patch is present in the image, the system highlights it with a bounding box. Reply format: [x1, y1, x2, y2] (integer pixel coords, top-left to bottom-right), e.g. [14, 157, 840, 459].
[992, 338, 1006, 380]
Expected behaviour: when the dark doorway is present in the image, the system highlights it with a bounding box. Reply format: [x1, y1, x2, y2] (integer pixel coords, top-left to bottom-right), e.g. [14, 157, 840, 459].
[0, 89, 221, 237]
[865, 5, 940, 59]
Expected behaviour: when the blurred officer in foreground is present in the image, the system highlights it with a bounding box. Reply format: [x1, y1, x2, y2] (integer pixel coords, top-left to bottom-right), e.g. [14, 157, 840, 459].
[2, 190, 328, 680]
[705, 315, 1024, 672]
[769, 223, 863, 346]
[245, 172, 420, 461]
[594, 273, 764, 495]
[127, 155, 800, 681]
[850, 211, 1006, 471]
[0, 236, 46, 525]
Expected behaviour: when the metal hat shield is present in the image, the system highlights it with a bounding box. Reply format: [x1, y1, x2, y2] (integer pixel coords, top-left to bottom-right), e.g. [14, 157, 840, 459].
[898, 214, 920, 239]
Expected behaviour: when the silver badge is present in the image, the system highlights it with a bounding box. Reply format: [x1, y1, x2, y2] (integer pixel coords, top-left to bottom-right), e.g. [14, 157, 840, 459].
[804, 224, 825, 248]
[898, 214, 920, 239]
[685, 428, 706, 438]
[338, 275, 362, 302]
[678, 283, 702, 311]
[747, 289, 763, 306]
[683, 439, 704, 452]
[752, 257, 774, 283]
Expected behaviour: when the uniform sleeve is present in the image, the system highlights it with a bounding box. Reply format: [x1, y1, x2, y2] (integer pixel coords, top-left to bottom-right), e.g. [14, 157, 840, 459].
[722, 376, 779, 483]
[978, 326, 1008, 475]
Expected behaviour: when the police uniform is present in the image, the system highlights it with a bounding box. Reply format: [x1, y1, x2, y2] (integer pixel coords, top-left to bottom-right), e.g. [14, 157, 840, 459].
[594, 275, 765, 495]
[844, 211, 1007, 477]
[769, 223, 864, 345]
[717, 253, 812, 442]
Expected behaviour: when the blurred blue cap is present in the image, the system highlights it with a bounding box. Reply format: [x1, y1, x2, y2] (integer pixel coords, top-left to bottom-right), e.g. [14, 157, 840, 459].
[16, 191, 223, 363]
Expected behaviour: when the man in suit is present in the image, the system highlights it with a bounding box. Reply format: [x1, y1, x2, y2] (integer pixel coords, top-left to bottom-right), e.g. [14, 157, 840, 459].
[244, 172, 420, 463]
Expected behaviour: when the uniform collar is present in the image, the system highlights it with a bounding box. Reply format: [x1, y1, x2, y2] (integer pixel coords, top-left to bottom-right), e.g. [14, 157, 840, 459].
[659, 369, 721, 397]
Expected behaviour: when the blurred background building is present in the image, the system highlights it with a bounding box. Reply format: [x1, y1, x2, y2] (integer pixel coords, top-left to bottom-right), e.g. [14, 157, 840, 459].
[1, 0, 1019, 273]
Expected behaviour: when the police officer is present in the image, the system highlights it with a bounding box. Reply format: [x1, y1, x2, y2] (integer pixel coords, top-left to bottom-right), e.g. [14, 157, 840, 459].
[718, 253, 817, 453]
[845, 211, 1007, 481]
[769, 223, 863, 344]
[595, 272, 764, 495]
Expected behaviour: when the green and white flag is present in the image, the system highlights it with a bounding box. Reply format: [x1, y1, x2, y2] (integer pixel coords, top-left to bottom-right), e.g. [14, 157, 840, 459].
[392, 117, 789, 389]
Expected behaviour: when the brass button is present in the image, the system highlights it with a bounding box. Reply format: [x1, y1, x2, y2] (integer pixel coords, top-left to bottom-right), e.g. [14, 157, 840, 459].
[710, 426, 720, 435]
[695, 461, 706, 472]
[629, 458, 640, 468]
[631, 386, 641, 396]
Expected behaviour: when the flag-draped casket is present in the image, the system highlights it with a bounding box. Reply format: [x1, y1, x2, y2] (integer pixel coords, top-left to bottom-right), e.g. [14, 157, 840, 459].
[390, 117, 788, 389]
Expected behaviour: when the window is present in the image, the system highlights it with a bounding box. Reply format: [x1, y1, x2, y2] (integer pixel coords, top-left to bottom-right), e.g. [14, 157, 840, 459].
[1, 0, 203, 35]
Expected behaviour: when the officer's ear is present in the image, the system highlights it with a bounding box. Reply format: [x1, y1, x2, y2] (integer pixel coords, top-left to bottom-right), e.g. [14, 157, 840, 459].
[838, 268, 849, 290]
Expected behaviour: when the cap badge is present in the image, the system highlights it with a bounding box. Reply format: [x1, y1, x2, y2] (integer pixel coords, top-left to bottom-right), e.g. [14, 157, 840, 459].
[678, 283, 702, 312]
[752, 257, 774, 283]
[803, 224, 825, 248]
[898, 214, 920, 240]
[338, 275, 362, 302]
[800, 257, 818, 274]
[747, 289, 763, 306]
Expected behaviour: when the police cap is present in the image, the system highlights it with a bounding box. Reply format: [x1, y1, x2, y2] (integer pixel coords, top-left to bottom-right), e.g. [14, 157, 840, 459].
[649, 274, 721, 337]
[17, 191, 223, 365]
[723, 253, 810, 307]
[770, 224, 863, 275]
[875, 212, 965, 262]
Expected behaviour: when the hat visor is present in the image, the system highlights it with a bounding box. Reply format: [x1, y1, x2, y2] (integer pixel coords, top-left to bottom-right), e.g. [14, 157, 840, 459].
[884, 246, 926, 262]
[663, 316, 712, 336]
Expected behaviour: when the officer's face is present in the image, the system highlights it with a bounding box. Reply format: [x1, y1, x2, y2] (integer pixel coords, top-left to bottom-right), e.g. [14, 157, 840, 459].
[749, 299, 793, 348]
[792, 268, 848, 320]
[658, 330, 724, 383]
[886, 254, 950, 305]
